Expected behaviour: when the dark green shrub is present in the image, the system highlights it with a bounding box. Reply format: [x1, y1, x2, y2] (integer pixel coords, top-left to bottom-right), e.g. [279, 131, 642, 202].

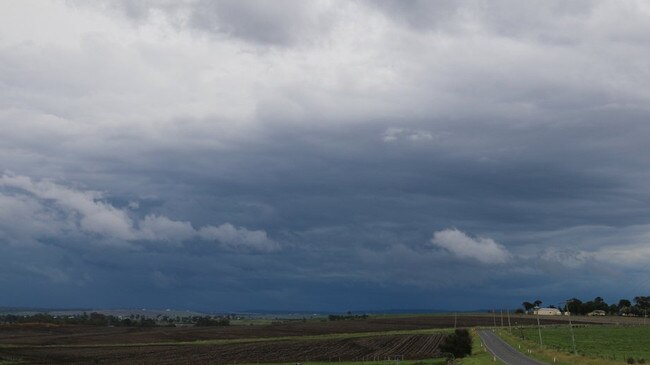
[440, 329, 472, 358]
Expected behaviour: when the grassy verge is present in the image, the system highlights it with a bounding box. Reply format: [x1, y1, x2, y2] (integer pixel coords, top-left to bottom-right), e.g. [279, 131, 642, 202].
[0, 359, 25, 365]
[236, 360, 448, 365]
[497, 327, 648, 365]
[457, 329, 504, 365]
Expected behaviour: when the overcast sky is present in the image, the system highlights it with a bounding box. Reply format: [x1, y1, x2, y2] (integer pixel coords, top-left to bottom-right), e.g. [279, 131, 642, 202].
[1, 0, 650, 312]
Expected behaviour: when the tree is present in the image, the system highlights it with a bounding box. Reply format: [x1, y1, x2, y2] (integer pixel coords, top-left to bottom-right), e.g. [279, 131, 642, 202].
[440, 329, 472, 358]
[195, 316, 230, 327]
[533, 300, 543, 307]
[634, 296, 650, 310]
[618, 299, 632, 310]
[593, 297, 609, 311]
[522, 302, 535, 312]
[88, 312, 108, 326]
[566, 298, 583, 314]
[608, 304, 618, 315]
[582, 300, 596, 314]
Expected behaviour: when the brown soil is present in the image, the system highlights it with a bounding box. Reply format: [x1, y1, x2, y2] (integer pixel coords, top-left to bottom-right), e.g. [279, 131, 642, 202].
[1, 334, 444, 365]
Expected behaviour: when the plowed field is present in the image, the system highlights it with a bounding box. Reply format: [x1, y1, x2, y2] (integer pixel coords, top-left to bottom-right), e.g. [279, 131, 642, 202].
[1, 334, 444, 365]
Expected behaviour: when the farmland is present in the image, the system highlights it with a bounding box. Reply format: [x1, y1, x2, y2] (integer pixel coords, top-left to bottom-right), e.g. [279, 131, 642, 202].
[0, 314, 619, 364]
[0, 314, 587, 346]
[0, 334, 446, 364]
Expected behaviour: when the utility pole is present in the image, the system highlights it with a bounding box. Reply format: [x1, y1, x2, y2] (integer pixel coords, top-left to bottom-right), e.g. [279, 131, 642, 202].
[500, 310, 504, 327]
[454, 312, 457, 329]
[536, 315, 543, 349]
[507, 309, 512, 332]
[565, 301, 577, 355]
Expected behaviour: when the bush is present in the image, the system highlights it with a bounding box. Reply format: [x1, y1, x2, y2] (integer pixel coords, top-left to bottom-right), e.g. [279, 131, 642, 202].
[440, 329, 472, 358]
[627, 357, 636, 364]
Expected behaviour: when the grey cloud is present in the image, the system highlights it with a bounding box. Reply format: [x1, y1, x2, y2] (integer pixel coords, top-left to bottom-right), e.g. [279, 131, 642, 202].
[189, 0, 325, 46]
[368, 0, 466, 31]
[536, 247, 592, 271]
[2, 0, 650, 310]
[382, 127, 434, 143]
[93, 0, 338, 46]
[369, 0, 596, 40]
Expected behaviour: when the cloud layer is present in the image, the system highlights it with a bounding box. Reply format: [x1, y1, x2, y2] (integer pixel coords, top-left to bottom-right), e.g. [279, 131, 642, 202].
[1, 0, 650, 310]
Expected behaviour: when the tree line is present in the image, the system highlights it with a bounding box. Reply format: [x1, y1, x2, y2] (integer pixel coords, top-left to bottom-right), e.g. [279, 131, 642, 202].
[328, 313, 369, 321]
[0, 312, 230, 327]
[519, 296, 649, 316]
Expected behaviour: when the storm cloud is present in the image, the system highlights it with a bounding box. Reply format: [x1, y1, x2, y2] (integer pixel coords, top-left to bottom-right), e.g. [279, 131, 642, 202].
[1, 0, 650, 311]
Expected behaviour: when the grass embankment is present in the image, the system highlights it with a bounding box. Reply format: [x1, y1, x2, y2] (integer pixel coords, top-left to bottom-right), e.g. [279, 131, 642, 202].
[238, 361, 448, 365]
[458, 329, 504, 365]
[0, 358, 24, 365]
[497, 325, 650, 364]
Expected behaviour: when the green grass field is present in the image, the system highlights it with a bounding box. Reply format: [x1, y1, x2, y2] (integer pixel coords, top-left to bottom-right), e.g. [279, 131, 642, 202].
[517, 325, 650, 361]
[494, 325, 650, 365]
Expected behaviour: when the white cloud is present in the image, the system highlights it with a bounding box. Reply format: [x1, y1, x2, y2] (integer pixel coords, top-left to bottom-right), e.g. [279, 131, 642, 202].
[138, 215, 196, 243]
[0, 173, 278, 251]
[199, 223, 279, 252]
[0, 173, 137, 240]
[0, 192, 69, 246]
[431, 228, 512, 264]
[382, 127, 434, 143]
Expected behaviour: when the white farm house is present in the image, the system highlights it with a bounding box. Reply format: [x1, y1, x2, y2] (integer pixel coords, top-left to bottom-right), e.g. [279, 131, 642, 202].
[534, 307, 562, 316]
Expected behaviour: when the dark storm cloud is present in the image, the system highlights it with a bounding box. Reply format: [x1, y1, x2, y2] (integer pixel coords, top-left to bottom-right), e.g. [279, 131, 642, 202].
[91, 0, 337, 46]
[1, 0, 650, 310]
[369, 0, 596, 39]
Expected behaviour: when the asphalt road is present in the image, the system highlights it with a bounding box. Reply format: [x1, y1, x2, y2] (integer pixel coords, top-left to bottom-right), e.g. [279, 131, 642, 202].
[478, 329, 549, 365]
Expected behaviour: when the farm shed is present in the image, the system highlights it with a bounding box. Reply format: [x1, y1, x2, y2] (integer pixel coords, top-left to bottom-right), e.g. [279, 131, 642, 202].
[534, 307, 562, 316]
